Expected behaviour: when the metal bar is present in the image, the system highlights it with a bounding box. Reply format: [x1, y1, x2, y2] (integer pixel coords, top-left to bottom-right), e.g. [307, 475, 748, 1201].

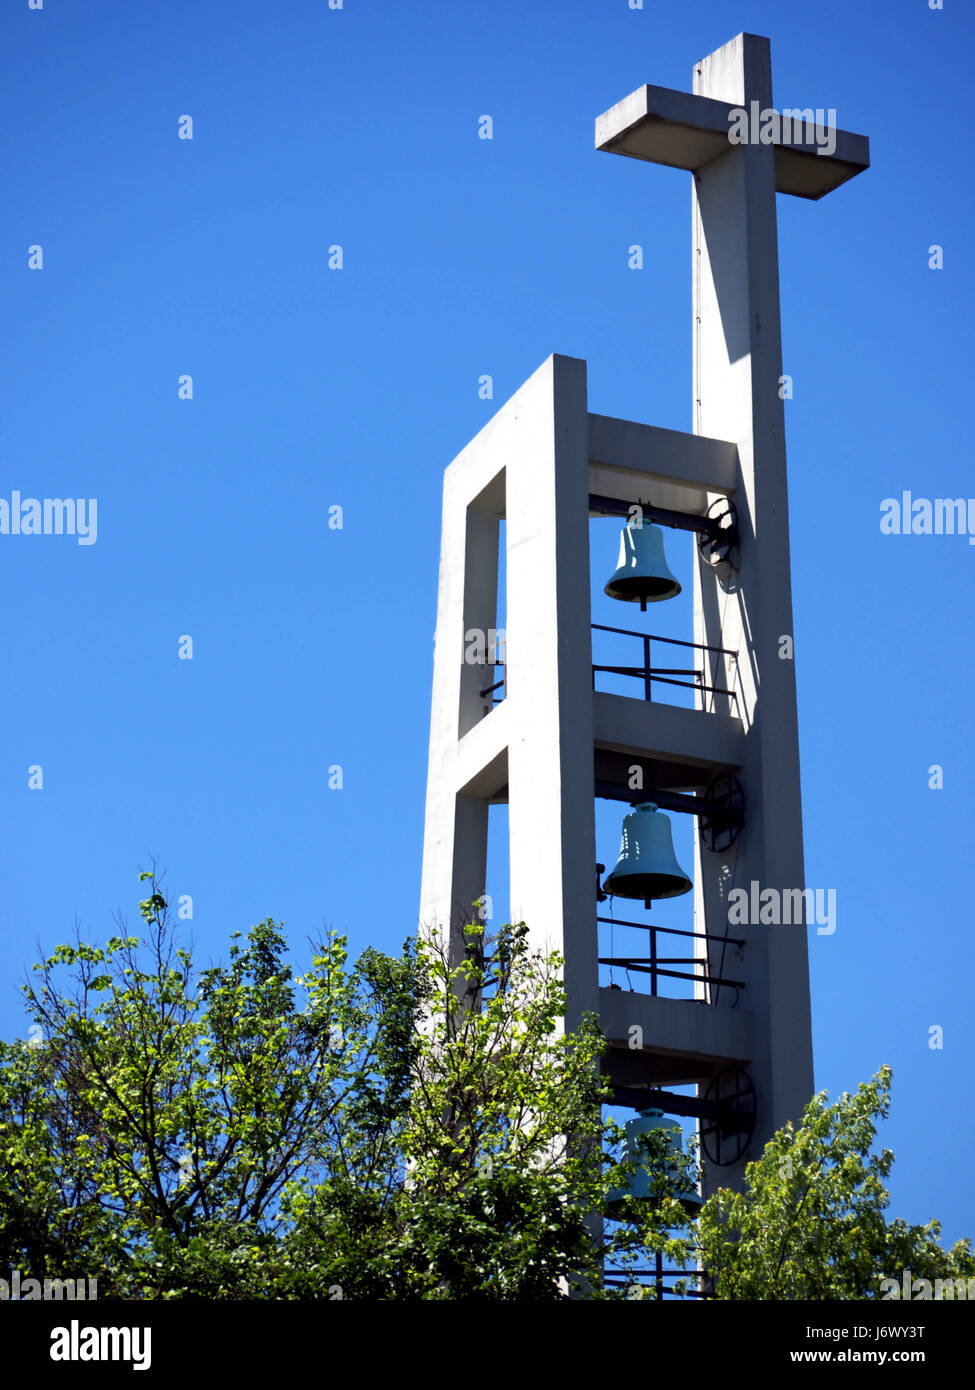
[597, 960, 745, 989]
[599, 963, 744, 989]
[592, 664, 648, 677]
[597, 915, 745, 947]
[591, 667, 733, 699]
[601, 1282, 711, 1298]
[617, 1086, 753, 1128]
[643, 633, 652, 703]
[592, 663, 704, 679]
[592, 621, 738, 660]
[478, 679, 505, 696]
[602, 956, 713, 966]
[638, 674, 729, 695]
[589, 492, 725, 542]
[594, 780, 737, 821]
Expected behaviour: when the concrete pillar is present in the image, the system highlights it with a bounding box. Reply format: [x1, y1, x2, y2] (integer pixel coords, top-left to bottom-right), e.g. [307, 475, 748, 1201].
[420, 354, 599, 1028]
[691, 33, 814, 1191]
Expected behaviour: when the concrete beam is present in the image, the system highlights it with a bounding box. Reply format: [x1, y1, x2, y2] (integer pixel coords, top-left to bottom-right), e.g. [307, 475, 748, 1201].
[456, 705, 510, 798]
[588, 414, 737, 512]
[595, 80, 869, 200]
[599, 988, 753, 1085]
[593, 693, 744, 772]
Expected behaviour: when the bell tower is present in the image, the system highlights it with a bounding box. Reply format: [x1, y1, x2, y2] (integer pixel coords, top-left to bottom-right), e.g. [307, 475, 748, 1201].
[419, 32, 869, 1230]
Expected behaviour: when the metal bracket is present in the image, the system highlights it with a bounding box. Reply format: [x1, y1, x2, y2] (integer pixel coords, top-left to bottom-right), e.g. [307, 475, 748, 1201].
[696, 496, 738, 569]
[699, 774, 745, 852]
[595, 862, 608, 903]
[590, 492, 739, 569]
[612, 1071, 756, 1170]
[594, 773, 744, 849]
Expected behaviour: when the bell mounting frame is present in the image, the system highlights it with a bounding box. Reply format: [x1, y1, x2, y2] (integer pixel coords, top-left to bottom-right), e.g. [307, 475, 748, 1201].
[697, 497, 738, 570]
[612, 1073, 756, 1169]
[700, 774, 745, 853]
[589, 491, 740, 572]
[600, 773, 744, 849]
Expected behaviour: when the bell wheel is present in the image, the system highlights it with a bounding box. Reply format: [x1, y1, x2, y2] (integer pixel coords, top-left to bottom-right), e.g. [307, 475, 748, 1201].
[700, 1066, 756, 1167]
[697, 497, 738, 569]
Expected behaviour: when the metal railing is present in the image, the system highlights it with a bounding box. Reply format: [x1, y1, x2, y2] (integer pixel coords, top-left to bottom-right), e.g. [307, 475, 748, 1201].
[476, 624, 737, 711]
[603, 1253, 712, 1299]
[478, 662, 505, 704]
[597, 915, 744, 1001]
[591, 622, 737, 708]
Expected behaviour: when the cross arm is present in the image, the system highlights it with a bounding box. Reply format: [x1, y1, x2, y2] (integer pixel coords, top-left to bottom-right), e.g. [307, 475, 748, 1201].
[596, 84, 869, 200]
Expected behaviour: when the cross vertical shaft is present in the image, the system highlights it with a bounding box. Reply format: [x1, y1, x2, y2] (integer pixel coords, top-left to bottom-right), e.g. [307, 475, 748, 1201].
[690, 34, 813, 1191]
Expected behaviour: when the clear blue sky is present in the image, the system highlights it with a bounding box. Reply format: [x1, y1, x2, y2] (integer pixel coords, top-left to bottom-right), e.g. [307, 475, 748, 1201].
[3, 0, 973, 1246]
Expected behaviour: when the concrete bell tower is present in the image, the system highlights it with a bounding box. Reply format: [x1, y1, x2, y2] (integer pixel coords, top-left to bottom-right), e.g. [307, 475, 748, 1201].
[419, 33, 868, 1213]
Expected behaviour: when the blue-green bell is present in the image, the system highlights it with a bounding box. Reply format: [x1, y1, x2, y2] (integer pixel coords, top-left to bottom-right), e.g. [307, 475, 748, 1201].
[604, 519, 681, 609]
[602, 802, 692, 902]
[607, 1107, 702, 1216]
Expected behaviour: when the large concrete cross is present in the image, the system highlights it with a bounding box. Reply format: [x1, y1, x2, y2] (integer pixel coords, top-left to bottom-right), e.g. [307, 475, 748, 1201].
[595, 33, 871, 1165]
[596, 30, 869, 451]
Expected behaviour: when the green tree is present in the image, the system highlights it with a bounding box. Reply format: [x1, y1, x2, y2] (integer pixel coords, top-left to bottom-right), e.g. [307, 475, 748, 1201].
[283, 919, 697, 1299]
[1, 872, 369, 1296]
[11, 871, 963, 1301]
[697, 1065, 975, 1300]
[0, 872, 691, 1298]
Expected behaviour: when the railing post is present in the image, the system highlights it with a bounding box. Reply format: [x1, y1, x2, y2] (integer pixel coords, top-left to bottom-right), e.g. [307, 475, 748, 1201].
[650, 925, 658, 997]
[643, 634, 652, 702]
